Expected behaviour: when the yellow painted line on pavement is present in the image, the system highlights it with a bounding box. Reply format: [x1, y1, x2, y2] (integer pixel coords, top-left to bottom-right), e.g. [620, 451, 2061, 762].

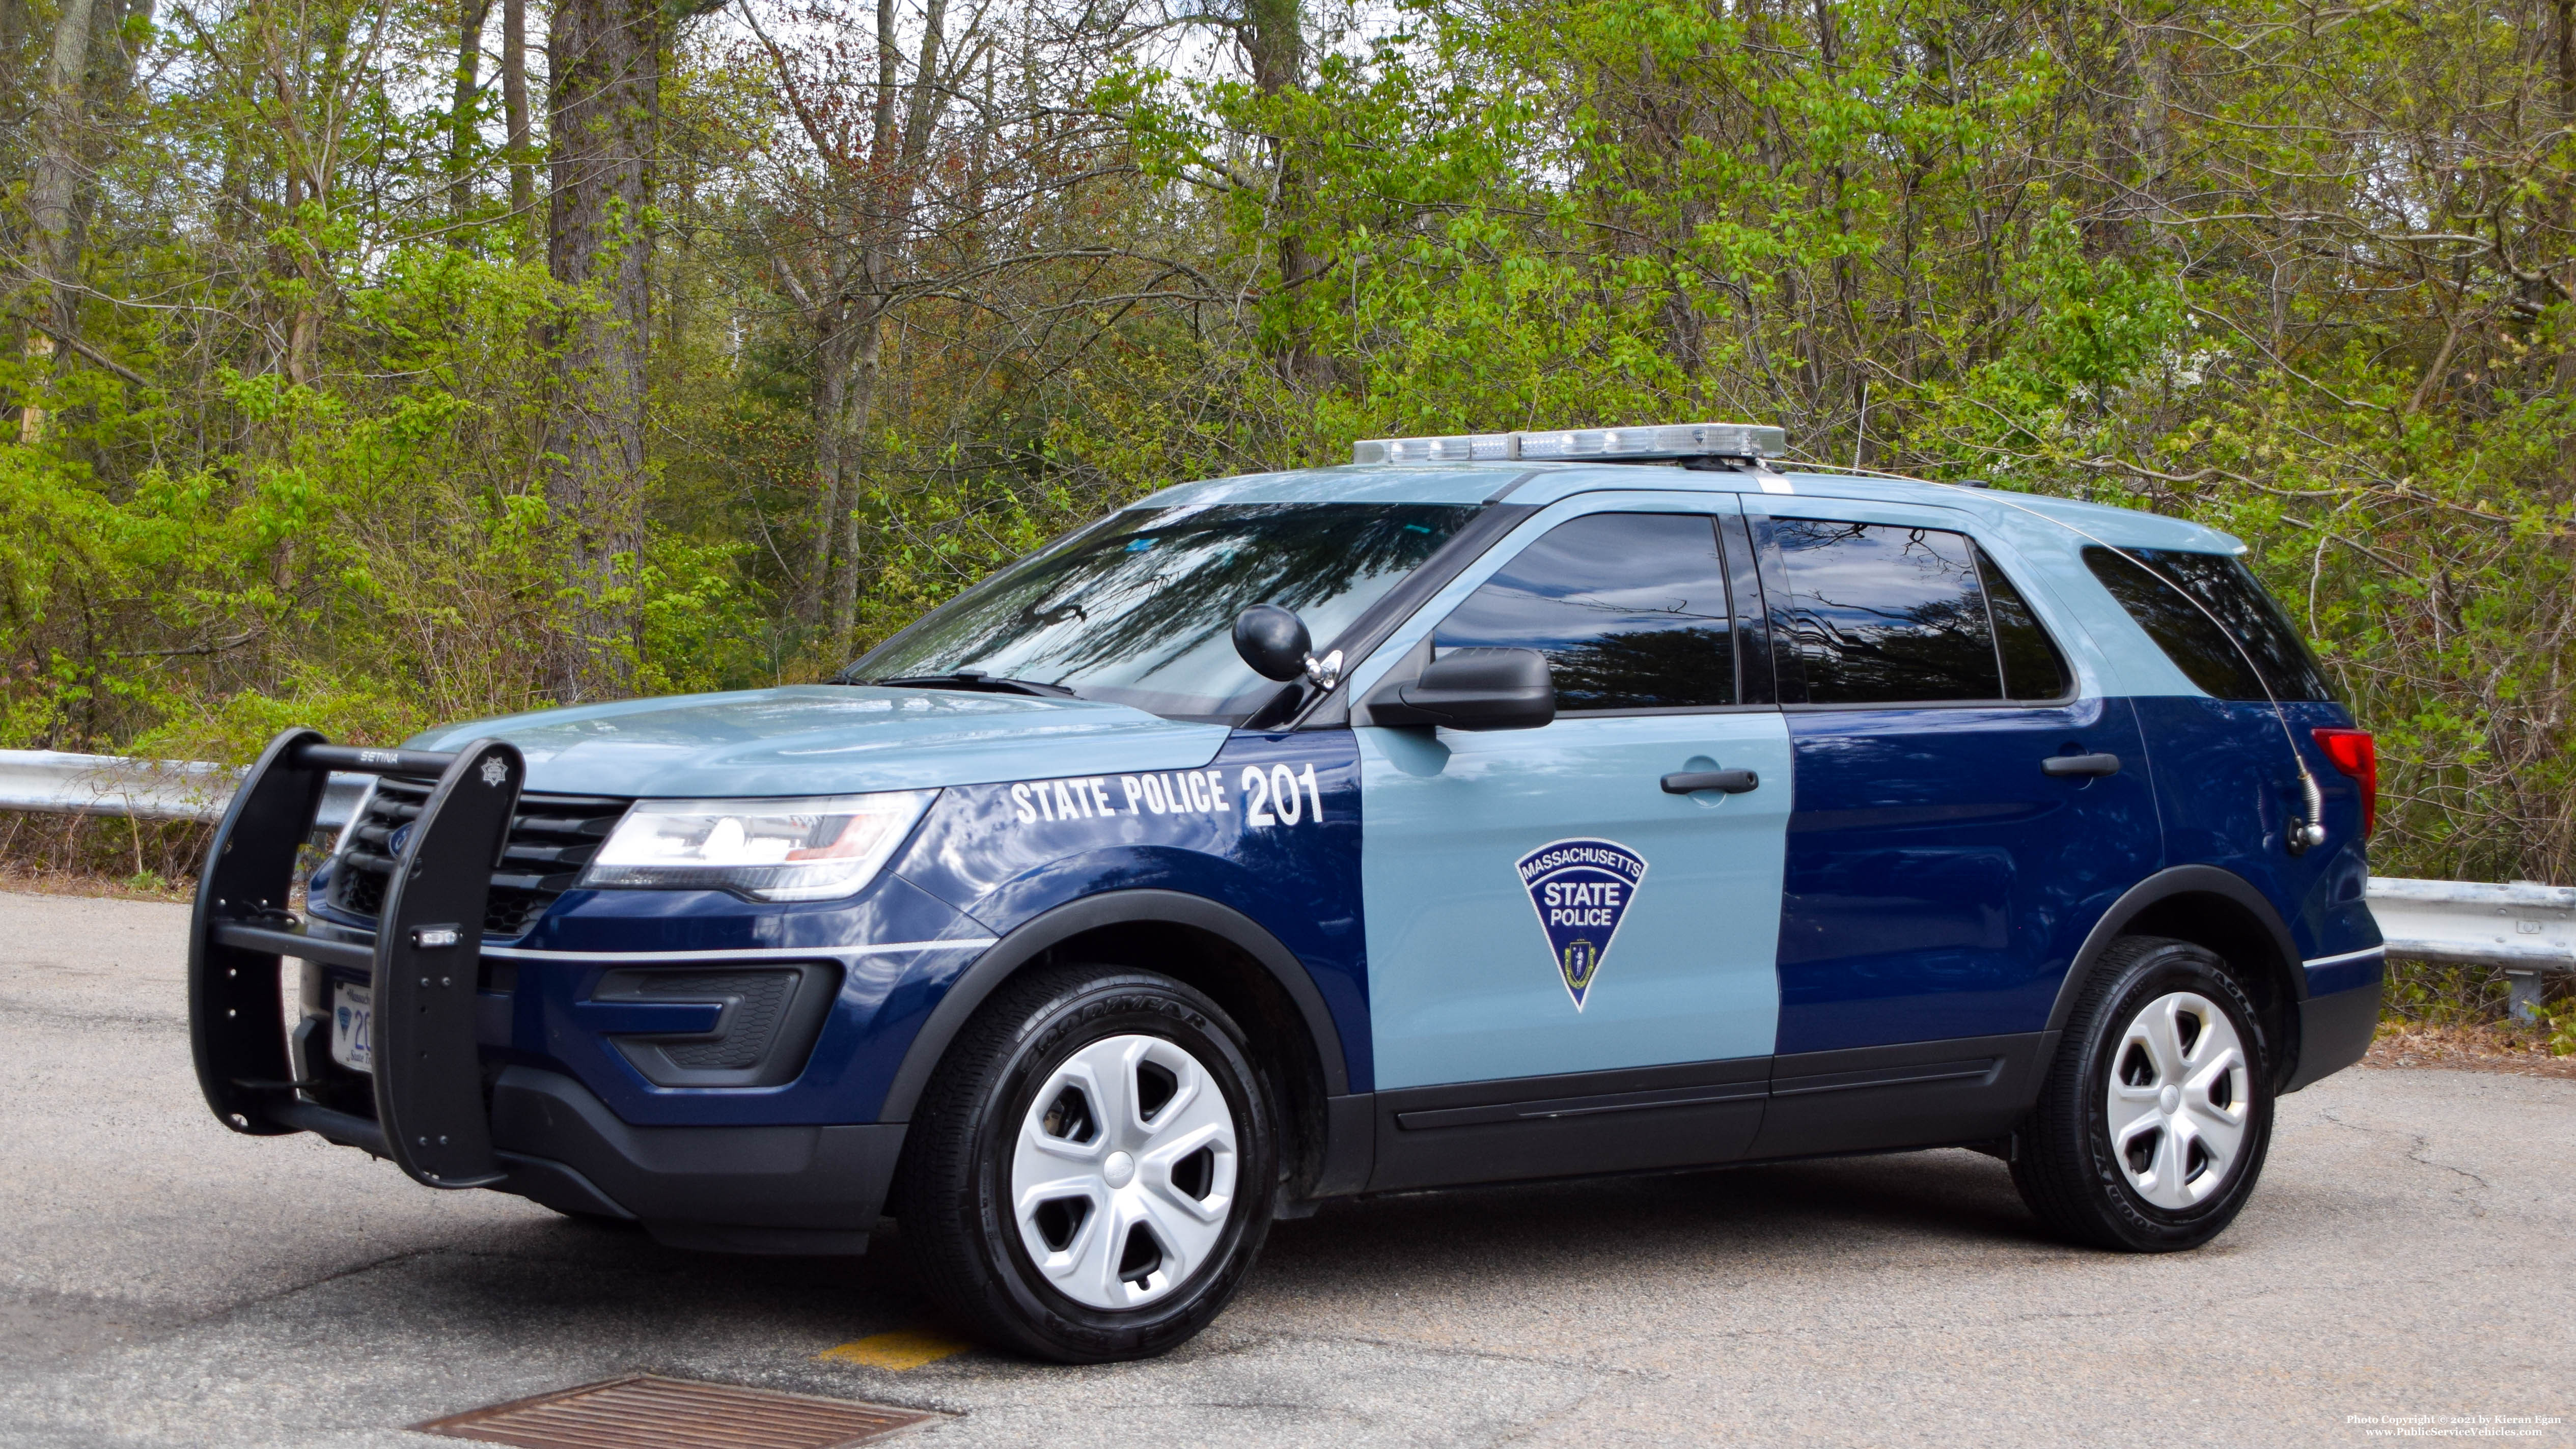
[817, 1328, 970, 1371]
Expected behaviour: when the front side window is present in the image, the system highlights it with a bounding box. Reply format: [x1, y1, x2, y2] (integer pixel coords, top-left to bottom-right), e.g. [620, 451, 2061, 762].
[1766, 519, 2070, 705]
[2083, 546, 2337, 703]
[1433, 512, 1736, 711]
[852, 503, 1480, 720]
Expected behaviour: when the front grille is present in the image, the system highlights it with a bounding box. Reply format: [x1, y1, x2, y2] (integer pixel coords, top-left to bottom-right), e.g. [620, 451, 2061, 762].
[329, 777, 629, 938]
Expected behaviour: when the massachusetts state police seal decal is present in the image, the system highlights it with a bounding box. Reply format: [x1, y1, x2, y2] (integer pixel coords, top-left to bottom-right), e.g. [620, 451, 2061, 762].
[1515, 838, 1648, 1011]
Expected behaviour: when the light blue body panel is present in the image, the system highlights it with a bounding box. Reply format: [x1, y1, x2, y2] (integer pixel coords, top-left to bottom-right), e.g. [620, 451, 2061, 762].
[1345, 489, 1793, 1090]
[407, 685, 1232, 798]
[1359, 713, 1793, 1089]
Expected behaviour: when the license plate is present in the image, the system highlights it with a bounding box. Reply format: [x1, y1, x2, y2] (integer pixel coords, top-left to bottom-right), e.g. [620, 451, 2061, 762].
[331, 982, 374, 1074]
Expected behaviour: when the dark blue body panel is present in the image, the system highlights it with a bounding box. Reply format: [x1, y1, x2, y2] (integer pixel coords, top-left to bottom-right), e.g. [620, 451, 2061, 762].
[891, 730, 1369, 1092]
[2129, 695, 2381, 985]
[1775, 696, 2163, 1054]
[307, 870, 990, 1127]
[310, 730, 1374, 1128]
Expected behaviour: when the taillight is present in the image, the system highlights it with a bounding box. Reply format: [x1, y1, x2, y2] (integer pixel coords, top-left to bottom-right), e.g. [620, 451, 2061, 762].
[2311, 728, 2376, 839]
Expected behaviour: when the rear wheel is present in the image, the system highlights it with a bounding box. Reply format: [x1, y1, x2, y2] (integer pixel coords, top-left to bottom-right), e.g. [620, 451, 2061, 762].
[2014, 935, 2274, 1251]
[891, 964, 1278, 1362]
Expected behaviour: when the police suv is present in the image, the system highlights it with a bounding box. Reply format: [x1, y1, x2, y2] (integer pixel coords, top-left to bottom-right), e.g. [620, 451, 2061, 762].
[187, 422, 2385, 1362]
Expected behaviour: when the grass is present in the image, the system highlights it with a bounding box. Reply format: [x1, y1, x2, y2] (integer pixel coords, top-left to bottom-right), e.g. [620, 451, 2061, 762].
[0, 811, 207, 902]
[2364, 958, 2576, 1077]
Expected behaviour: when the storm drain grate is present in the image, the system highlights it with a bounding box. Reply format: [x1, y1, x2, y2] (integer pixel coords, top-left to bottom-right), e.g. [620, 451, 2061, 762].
[414, 1374, 937, 1449]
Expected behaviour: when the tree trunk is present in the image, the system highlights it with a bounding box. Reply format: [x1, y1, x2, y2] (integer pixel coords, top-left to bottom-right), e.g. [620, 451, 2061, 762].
[502, 0, 532, 230]
[811, 306, 853, 630]
[1238, 0, 1328, 388]
[446, 0, 492, 233]
[795, 0, 949, 651]
[1, 0, 28, 85]
[830, 296, 885, 645]
[29, 0, 101, 345]
[543, 0, 659, 702]
[2554, 0, 2575, 393]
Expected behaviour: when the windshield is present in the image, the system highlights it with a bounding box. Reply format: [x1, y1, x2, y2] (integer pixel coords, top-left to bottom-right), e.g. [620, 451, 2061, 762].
[852, 502, 1483, 719]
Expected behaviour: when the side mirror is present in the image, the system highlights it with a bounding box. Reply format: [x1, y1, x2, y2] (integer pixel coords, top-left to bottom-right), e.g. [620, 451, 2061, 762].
[1362, 648, 1555, 731]
[1235, 604, 1338, 685]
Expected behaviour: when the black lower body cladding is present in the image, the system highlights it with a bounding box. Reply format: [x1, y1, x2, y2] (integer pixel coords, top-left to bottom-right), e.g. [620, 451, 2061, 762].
[488, 1067, 904, 1254]
[2283, 978, 2381, 1093]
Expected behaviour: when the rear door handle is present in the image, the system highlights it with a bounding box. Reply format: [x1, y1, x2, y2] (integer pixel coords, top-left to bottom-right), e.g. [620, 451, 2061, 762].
[2041, 753, 2122, 777]
[1662, 769, 1759, 795]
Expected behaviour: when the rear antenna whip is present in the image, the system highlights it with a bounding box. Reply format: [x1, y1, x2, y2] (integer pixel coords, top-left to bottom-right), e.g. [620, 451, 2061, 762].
[1813, 463, 2331, 855]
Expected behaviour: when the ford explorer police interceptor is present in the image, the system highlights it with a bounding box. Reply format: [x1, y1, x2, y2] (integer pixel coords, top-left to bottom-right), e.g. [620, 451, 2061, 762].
[186, 421, 2384, 1362]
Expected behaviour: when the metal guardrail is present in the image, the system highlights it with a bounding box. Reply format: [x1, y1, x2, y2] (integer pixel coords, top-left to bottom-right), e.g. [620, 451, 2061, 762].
[3, 746, 2568, 1014]
[2365, 876, 2574, 1020]
[0, 749, 368, 835]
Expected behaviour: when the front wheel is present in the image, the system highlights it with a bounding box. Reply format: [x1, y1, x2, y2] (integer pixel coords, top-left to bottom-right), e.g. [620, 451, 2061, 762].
[2013, 935, 2274, 1251]
[891, 964, 1278, 1362]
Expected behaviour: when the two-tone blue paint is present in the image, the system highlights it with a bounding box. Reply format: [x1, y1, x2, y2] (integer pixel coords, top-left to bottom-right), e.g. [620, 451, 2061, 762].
[311, 727, 1370, 1126]
[316, 455, 2385, 1152]
[890, 729, 1369, 1092]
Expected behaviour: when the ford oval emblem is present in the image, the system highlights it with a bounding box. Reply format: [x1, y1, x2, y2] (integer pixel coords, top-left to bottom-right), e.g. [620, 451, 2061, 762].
[386, 822, 413, 856]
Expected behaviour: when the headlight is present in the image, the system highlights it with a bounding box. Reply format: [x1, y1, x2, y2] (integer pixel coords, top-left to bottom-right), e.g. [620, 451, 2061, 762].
[580, 791, 938, 902]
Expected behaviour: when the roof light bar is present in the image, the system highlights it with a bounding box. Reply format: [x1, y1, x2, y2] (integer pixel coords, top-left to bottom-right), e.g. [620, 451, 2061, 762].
[1353, 421, 1788, 466]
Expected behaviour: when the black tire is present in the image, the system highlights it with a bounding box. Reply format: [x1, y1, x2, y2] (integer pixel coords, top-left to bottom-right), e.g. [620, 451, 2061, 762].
[2013, 935, 2274, 1251]
[890, 964, 1279, 1362]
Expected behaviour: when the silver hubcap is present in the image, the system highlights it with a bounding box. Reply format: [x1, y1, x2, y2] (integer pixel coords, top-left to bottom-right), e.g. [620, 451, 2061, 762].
[2107, 991, 2251, 1209]
[1011, 1033, 1239, 1310]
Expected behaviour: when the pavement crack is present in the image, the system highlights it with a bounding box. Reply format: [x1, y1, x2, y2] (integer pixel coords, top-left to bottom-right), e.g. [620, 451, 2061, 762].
[2318, 1107, 2492, 1191]
[1254, 1328, 1673, 1381]
[170, 1245, 448, 1339]
[1484, 1386, 1620, 1449]
[0, 997, 184, 1032]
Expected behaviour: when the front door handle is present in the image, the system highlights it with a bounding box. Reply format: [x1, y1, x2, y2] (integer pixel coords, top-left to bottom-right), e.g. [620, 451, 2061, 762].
[2041, 753, 2122, 778]
[1662, 768, 1759, 795]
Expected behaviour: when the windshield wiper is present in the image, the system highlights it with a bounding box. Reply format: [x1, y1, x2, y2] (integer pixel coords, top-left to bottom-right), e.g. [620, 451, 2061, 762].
[851, 670, 1081, 699]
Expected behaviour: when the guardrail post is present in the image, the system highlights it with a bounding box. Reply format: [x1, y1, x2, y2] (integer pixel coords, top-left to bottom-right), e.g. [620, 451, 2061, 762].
[2505, 968, 2544, 1023]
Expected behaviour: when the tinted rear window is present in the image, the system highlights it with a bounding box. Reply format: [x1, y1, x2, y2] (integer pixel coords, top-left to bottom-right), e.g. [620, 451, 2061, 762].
[2082, 546, 2337, 702]
[1435, 512, 1736, 711]
[1766, 519, 2004, 703]
[1979, 547, 2071, 701]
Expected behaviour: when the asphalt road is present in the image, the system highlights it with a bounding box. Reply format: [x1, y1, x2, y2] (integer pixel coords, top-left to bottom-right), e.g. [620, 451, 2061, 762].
[2, 888, 2569, 1448]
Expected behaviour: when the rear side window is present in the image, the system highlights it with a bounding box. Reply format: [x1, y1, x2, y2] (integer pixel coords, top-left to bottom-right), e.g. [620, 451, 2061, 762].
[2083, 547, 2337, 703]
[1765, 520, 2026, 704]
[1979, 547, 2071, 701]
[1435, 512, 1735, 711]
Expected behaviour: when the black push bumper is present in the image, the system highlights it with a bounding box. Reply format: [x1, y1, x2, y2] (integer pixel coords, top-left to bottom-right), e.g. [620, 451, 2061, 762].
[185, 728, 902, 1252]
[190, 729, 527, 1188]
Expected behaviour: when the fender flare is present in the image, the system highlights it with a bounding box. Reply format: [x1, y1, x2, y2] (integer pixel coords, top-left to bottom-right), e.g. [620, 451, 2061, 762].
[877, 888, 1352, 1122]
[2043, 863, 2306, 1038]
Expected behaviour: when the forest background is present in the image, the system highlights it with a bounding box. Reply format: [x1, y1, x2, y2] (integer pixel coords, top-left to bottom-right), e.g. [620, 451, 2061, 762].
[4, 0, 2574, 906]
